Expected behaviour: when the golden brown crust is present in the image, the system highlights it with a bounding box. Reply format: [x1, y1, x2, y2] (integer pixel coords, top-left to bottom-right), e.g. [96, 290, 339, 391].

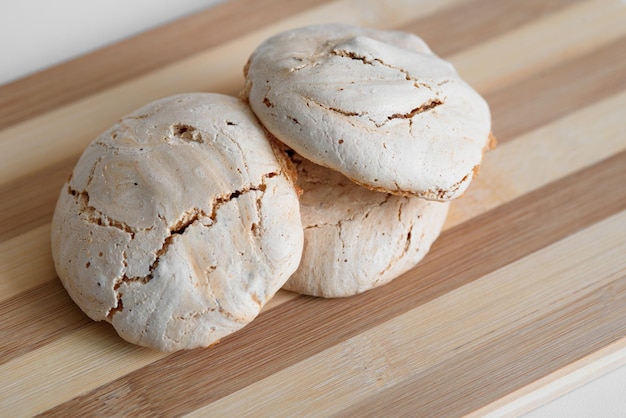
[487, 131, 498, 150]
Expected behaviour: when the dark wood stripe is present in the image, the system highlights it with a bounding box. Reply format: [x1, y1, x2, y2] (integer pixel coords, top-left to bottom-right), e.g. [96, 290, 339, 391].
[0, 281, 91, 366]
[40, 151, 626, 416]
[401, 0, 581, 57]
[339, 276, 626, 417]
[486, 36, 626, 143]
[3, 38, 623, 243]
[0, 154, 77, 242]
[0, 0, 332, 130]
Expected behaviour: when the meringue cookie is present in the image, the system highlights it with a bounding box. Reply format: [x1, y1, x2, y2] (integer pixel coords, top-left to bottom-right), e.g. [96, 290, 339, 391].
[243, 24, 493, 200]
[51, 93, 304, 351]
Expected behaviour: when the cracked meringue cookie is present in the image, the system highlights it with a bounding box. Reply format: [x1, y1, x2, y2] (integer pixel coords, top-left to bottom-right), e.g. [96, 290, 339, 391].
[242, 24, 494, 200]
[51, 93, 304, 351]
[283, 151, 449, 298]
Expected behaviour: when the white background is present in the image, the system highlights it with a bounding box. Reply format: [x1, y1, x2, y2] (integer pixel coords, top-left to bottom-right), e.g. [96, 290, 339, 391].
[1, 1, 625, 416]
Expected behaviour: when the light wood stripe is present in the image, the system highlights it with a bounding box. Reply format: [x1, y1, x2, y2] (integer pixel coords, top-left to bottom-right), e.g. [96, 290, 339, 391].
[0, 3, 619, 191]
[0, 0, 335, 130]
[401, 0, 582, 56]
[0, 0, 469, 243]
[445, 89, 626, 227]
[0, 158, 74, 243]
[0, 89, 623, 388]
[0, 87, 622, 307]
[341, 278, 626, 417]
[0, 0, 469, 132]
[449, 0, 626, 94]
[0, 289, 300, 417]
[0, 224, 54, 302]
[0, 91, 622, 372]
[1, 325, 162, 418]
[475, 339, 626, 417]
[0, 0, 469, 191]
[37, 152, 626, 415]
[190, 210, 626, 417]
[2, 36, 623, 243]
[485, 36, 626, 142]
[0, 281, 90, 366]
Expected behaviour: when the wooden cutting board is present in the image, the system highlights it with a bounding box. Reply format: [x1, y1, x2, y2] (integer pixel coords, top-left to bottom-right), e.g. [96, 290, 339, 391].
[1, 0, 626, 416]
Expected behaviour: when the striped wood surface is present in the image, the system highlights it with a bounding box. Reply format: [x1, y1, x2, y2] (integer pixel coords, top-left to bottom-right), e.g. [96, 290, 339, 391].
[1, 0, 626, 416]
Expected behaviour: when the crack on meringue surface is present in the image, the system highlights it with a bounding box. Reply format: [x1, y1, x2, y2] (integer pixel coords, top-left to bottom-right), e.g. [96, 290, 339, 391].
[331, 46, 433, 90]
[68, 186, 137, 238]
[385, 98, 444, 121]
[101, 170, 280, 321]
[302, 192, 393, 231]
[303, 60, 443, 128]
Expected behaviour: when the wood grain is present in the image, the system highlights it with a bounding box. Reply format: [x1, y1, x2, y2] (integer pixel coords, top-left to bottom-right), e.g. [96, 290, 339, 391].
[1, 0, 625, 416]
[37, 151, 626, 416]
[0, 224, 55, 302]
[449, 0, 626, 94]
[197, 210, 626, 416]
[0, 281, 90, 366]
[343, 274, 626, 417]
[2, 20, 623, 240]
[401, 0, 582, 56]
[486, 36, 626, 143]
[0, 0, 333, 130]
[446, 90, 626, 227]
[0, 0, 466, 189]
[475, 339, 626, 416]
